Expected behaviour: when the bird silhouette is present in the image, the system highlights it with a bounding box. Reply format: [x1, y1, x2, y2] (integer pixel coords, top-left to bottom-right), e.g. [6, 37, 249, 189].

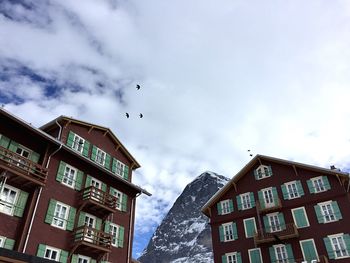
[136, 84, 141, 90]
[139, 113, 143, 118]
[126, 113, 130, 118]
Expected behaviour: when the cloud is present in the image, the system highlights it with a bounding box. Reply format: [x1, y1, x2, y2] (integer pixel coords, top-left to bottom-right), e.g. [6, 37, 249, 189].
[2, 0, 350, 257]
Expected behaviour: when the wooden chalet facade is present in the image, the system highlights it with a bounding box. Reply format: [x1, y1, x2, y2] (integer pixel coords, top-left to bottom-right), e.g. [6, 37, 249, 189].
[202, 155, 350, 263]
[0, 108, 150, 263]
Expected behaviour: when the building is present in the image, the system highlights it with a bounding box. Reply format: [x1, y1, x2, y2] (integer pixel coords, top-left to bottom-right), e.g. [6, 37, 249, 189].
[0, 108, 150, 263]
[202, 155, 350, 263]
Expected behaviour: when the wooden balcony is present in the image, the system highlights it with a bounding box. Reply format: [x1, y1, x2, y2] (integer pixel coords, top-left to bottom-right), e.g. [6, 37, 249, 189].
[72, 225, 112, 254]
[80, 186, 118, 215]
[257, 197, 282, 213]
[254, 223, 299, 245]
[0, 146, 47, 186]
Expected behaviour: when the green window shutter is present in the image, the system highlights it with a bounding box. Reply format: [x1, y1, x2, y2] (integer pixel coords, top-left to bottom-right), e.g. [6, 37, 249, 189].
[278, 213, 286, 230]
[104, 153, 111, 169]
[0, 134, 10, 148]
[104, 221, 111, 233]
[221, 255, 227, 263]
[249, 249, 262, 263]
[293, 208, 308, 228]
[75, 170, 83, 191]
[332, 201, 342, 220]
[267, 165, 273, 176]
[323, 237, 335, 259]
[269, 246, 277, 262]
[219, 225, 224, 242]
[59, 250, 68, 263]
[236, 195, 242, 210]
[314, 205, 324, 223]
[85, 175, 92, 188]
[13, 190, 29, 217]
[66, 131, 75, 147]
[8, 141, 19, 152]
[253, 169, 259, 180]
[3, 238, 15, 250]
[95, 217, 102, 231]
[228, 199, 234, 213]
[244, 218, 256, 238]
[281, 184, 289, 200]
[263, 216, 269, 232]
[323, 176, 331, 190]
[217, 202, 222, 215]
[250, 192, 255, 207]
[78, 212, 86, 227]
[101, 183, 107, 192]
[36, 244, 46, 257]
[343, 234, 350, 253]
[232, 222, 238, 240]
[301, 240, 318, 261]
[71, 254, 78, 263]
[258, 190, 265, 210]
[45, 199, 57, 224]
[56, 161, 66, 183]
[236, 252, 242, 263]
[118, 225, 124, 248]
[123, 165, 129, 180]
[272, 187, 278, 203]
[307, 180, 315, 194]
[66, 206, 76, 231]
[109, 187, 117, 196]
[90, 145, 97, 161]
[111, 158, 117, 173]
[91, 260, 96, 263]
[296, 180, 304, 196]
[30, 151, 40, 163]
[122, 194, 128, 212]
[82, 140, 90, 157]
[285, 244, 295, 262]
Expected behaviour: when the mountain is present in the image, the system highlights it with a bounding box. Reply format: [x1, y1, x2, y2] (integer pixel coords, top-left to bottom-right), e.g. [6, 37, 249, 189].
[138, 171, 229, 263]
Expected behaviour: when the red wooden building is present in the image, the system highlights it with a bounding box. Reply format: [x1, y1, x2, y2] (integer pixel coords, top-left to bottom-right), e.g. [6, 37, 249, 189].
[202, 155, 350, 263]
[0, 108, 150, 263]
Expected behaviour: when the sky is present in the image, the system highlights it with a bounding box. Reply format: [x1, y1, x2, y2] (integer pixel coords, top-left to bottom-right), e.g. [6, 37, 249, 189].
[1, 0, 350, 258]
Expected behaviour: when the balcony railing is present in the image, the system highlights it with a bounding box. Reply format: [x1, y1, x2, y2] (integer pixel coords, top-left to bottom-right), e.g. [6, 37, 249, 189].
[257, 197, 282, 213]
[73, 225, 112, 251]
[81, 186, 118, 212]
[254, 223, 299, 245]
[0, 146, 47, 185]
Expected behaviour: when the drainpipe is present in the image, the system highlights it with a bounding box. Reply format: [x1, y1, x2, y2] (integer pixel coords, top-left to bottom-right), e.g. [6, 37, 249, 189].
[55, 119, 63, 141]
[128, 192, 141, 263]
[23, 143, 63, 252]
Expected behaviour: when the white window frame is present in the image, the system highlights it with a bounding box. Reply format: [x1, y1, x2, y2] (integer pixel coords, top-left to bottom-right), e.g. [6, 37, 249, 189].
[274, 244, 288, 263]
[285, 181, 299, 199]
[115, 160, 126, 177]
[241, 192, 252, 210]
[328, 233, 349, 259]
[0, 236, 5, 248]
[312, 176, 326, 193]
[72, 134, 85, 153]
[220, 199, 231, 215]
[109, 223, 120, 247]
[95, 147, 106, 166]
[51, 201, 69, 230]
[299, 239, 319, 262]
[0, 184, 19, 216]
[111, 189, 123, 211]
[262, 187, 275, 208]
[62, 164, 77, 189]
[248, 248, 263, 263]
[78, 255, 91, 263]
[267, 212, 281, 233]
[256, 165, 271, 180]
[318, 201, 337, 223]
[243, 217, 257, 238]
[291, 207, 310, 228]
[225, 252, 238, 263]
[222, 222, 234, 242]
[44, 246, 60, 261]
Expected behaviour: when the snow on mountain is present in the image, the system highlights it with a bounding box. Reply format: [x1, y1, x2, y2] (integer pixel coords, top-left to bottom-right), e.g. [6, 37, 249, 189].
[138, 172, 229, 263]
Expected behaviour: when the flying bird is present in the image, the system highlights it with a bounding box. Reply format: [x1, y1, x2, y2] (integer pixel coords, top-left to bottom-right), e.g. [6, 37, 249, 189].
[126, 113, 130, 118]
[139, 113, 143, 118]
[136, 84, 141, 90]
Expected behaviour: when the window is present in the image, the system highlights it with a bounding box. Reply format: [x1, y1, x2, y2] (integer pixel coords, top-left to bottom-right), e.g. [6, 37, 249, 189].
[95, 148, 106, 165]
[269, 244, 295, 262]
[219, 222, 237, 242]
[112, 158, 129, 179]
[300, 239, 319, 262]
[291, 207, 309, 228]
[268, 213, 282, 232]
[0, 185, 18, 215]
[307, 176, 330, 194]
[112, 189, 123, 210]
[313, 177, 326, 192]
[0, 236, 4, 248]
[223, 223, 234, 241]
[110, 223, 119, 247]
[78, 255, 91, 263]
[254, 165, 272, 180]
[330, 234, 349, 258]
[259, 187, 277, 209]
[218, 199, 233, 215]
[52, 202, 69, 229]
[116, 160, 126, 176]
[282, 180, 304, 200]
[275, 245, 288, 263]
[44, 246, 60, 261]
[237, 192, 255, 210]
[315, 201, 342, 223]
[222, 252, 242, 263]
[244, 217, 257, 238]
[72, 134, 85, 153]
[248, 248, 263, 263]
[241, 193, 251, 209]
[286, 182, 298, 198]
[226, 252, 237, 263]
[62, 165, 77, 188]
